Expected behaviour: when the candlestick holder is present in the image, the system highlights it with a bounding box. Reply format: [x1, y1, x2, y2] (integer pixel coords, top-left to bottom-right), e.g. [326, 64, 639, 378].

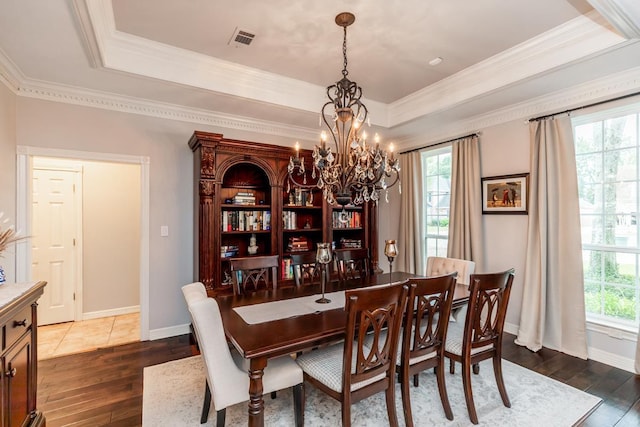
[384, 239, 398, 285]
[315, 242, 332, 303]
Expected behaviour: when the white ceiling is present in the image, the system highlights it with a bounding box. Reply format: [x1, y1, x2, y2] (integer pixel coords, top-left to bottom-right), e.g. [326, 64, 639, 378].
[0, 0, 639, 148]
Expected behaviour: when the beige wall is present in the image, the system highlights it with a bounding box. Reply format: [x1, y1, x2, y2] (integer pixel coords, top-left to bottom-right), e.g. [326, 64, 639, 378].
[83, 161, 140, 313]
[13, 97, 294, 333]
[0, 83, 16, 282]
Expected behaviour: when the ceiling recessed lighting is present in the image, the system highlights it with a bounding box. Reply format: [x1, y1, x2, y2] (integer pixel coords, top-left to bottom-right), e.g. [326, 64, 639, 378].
[429, 57, 443, 66]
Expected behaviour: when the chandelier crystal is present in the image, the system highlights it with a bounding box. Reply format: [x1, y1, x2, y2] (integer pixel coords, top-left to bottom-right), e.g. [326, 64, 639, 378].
[288, 12, 400, 207]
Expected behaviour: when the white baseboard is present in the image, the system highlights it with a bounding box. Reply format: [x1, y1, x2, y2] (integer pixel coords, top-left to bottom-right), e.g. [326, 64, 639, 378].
[503, 321, 636, 373]
[82, 305, 140, 320]
[149, 323, 191, 341]
[587, 346, 635, 373]
[504, 322, 519, 336]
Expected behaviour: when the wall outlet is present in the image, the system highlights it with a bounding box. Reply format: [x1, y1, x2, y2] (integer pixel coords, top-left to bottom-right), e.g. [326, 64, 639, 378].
[160, 226, 169, 237]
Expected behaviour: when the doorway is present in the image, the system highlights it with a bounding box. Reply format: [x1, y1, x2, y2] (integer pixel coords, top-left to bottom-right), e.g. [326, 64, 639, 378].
[16, 147, 151, 356]
[32, 156, 141, 357]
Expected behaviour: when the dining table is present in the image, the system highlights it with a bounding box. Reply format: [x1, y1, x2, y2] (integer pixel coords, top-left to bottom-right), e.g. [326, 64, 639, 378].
[215, 271, 470, 427]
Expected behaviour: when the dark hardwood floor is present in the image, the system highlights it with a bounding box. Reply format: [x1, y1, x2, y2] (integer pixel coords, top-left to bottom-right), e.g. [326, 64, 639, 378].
[38, 332, 640, 426]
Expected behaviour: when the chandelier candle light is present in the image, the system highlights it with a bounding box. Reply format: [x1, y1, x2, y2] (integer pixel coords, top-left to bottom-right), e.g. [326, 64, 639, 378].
[315, 242, 332, 304]
[288, 12, 400, 209]
[384, 239, 398, 285]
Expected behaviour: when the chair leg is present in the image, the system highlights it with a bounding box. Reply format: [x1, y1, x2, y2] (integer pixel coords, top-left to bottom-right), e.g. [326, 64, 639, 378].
[401, 368, 414, 427]
[461, 361, 479, 425]
[385, 381, 400, 427]
[216, 409, 226, 427]
[473, 363, 480, 375]
[449, 358, 455, 374]
[293, 383, 305, 427]
[493, 356, 511, 408]
[435, 363, 453, 420]
[341, 396, 352, 427]
[201, 381, 212, 424]
[413, 373, 419, 387]
[271, 391, 277, 399]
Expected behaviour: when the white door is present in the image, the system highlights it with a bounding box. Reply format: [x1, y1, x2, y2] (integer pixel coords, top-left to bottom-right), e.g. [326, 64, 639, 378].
[32, 167, 79, 325]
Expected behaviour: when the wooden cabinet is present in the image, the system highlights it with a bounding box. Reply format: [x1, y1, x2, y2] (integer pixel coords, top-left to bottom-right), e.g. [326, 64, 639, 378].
[189, 131, 379, 294]
[0, 281, 46, 427]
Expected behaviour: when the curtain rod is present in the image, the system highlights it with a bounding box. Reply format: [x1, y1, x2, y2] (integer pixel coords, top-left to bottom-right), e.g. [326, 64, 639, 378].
[399, 132, 479, 155]
[529, 91, 640, 122]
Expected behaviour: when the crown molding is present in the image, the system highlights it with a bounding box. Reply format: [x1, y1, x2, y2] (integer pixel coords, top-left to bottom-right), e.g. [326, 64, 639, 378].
[11, 77, 319, 141]
[587, 0, 640, 39]
[0, 47, 23, 94]
[396, 62, 640, 150]
[389, 11, 626, 127]
[71, 0, 103, 68]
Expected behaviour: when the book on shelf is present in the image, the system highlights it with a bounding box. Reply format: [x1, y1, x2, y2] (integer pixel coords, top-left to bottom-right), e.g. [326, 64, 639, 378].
[232, 191, 256, 205]
[282, 211, 297, 229]
[332, 210, 361, 228]
[339, 238, 362, 249]
[287, 236, 309, 252]
[221, 210, 271, 231]
[281, 257, 294, 280]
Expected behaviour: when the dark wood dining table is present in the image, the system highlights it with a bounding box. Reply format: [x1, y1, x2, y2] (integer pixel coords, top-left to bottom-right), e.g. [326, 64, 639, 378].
[215, 271, 470, 427]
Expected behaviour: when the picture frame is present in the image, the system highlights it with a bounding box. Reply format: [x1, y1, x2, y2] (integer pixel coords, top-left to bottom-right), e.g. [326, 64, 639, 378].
[481, 173, 529, 214]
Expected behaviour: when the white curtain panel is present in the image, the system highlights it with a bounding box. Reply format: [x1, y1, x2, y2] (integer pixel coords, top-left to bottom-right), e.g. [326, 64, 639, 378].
[448, 135, 485, 269]
[397, 151, 424, 275]
[515, 117, 588, 359]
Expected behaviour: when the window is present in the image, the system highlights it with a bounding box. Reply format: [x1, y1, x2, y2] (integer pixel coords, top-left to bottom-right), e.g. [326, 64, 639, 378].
[421, 146, 451, 258]
[573, 105, 640, 330]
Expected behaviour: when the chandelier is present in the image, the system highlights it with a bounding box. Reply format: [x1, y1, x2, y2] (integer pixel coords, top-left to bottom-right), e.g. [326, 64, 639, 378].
[287, 12, 400, 207]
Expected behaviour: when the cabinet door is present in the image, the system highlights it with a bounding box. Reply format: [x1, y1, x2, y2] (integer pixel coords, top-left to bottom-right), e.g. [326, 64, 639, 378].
[3, 334, 33, 427]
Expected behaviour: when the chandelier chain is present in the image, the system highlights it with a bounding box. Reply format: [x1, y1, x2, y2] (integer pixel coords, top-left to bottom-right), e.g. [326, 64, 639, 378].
[342, 25, 348, 78]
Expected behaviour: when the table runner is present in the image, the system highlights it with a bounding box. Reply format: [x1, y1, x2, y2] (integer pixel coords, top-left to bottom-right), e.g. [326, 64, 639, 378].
[233, 280, 406, 325]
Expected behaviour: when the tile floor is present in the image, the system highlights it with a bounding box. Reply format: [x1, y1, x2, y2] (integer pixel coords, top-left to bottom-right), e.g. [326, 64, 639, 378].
[37, 312, 140, 360]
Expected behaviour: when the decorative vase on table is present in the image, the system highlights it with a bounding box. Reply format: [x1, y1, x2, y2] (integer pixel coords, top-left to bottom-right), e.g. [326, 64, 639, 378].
[384, 239, 398, 285]
[315, 242, 332, 304]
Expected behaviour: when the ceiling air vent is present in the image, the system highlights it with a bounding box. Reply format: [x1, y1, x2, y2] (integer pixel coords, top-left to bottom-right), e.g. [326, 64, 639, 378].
[229, 27, 255, 47]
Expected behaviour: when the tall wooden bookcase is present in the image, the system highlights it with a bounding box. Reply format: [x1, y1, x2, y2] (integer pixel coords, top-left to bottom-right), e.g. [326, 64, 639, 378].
[189, 131, 379, 295]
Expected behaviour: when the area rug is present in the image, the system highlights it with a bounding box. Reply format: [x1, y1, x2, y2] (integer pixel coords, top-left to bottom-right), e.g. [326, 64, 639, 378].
[142, 355, 601, 426]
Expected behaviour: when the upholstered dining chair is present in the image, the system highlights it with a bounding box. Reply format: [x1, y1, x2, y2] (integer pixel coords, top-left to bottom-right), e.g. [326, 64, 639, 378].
[426, 256, 475, 287]
[334, 248, 370, 281]
[181, 281, 208, 349]
[290, 251, 320, 286]
[444, 269, 515, 425]
[188, 297, 304, 426]
[426, 256, 475, 321]
[399, 273, 457, 426]
[229, 254, 279, 295]
[296, 283, 409, 427]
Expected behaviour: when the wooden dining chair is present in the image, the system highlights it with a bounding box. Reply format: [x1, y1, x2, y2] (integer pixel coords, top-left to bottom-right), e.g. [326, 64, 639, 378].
[188, 297, 304, 426]
[229, 254, 279, 295]
[444, 268, 515, 425]
[290, 252, 320, 286]
[398, 273, 457, 425]
[295, 283, 409, 427]
[334, 248, 370, 281]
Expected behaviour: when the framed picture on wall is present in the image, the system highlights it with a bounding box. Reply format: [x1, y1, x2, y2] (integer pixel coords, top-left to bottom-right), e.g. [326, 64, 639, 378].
[481, 173, 529, 214]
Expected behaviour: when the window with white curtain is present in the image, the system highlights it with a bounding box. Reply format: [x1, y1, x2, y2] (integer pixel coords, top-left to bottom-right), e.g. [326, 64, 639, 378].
[421, 146, 451, 258]
[573, 103, 640, 330]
